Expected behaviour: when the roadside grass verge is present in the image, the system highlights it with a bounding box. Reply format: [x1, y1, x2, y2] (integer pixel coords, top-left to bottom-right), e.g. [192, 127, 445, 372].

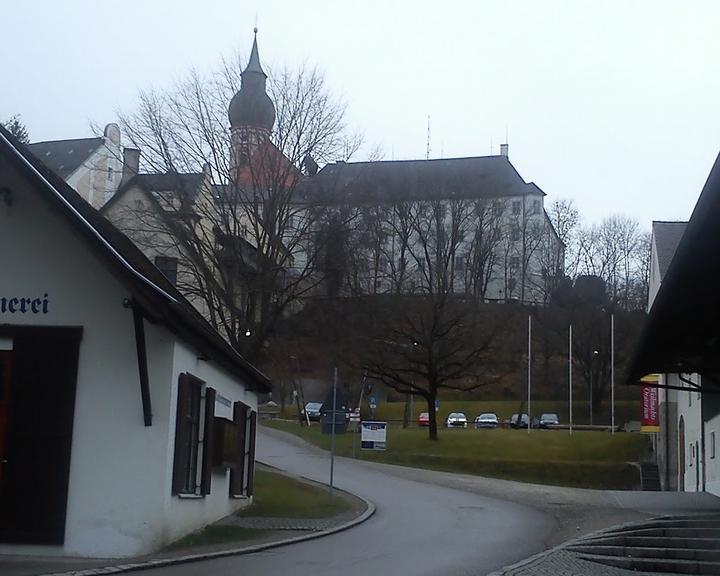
[165, 526, 269, 550]
[239, 467, 352, 518]
[166, 466, 352, 550]
[264, 420, 649, 490]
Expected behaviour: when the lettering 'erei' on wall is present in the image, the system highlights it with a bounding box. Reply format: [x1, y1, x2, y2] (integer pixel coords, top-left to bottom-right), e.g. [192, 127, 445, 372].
[0, 294, 49, 314]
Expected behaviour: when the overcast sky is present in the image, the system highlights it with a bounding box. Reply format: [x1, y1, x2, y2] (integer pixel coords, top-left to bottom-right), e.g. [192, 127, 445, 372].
[3, 0, 719, 226]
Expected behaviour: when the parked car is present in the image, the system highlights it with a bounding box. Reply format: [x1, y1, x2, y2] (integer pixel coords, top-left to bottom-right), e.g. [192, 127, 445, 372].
[509, 413, 530, 429]
[418, 412, 430, 427]
[303, 401, 323, 421]
[539, 413, 560, 428]
[445, 412, 468, 428]
[474, 413, 499, 429]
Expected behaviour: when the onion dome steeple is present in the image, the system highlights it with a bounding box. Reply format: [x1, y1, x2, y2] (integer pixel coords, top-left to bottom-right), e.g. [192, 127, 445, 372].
[228, 29, 276, 133]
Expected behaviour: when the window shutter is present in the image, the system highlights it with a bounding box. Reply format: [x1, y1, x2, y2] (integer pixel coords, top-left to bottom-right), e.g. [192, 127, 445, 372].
[229, 402, 248, 496]
[171, 374, 191, 494]
[246, 411, 257, 497]
[200, 387, 216, 495]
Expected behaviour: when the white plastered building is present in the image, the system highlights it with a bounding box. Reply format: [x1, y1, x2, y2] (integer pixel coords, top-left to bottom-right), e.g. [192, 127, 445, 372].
[0, 126, 270, 557]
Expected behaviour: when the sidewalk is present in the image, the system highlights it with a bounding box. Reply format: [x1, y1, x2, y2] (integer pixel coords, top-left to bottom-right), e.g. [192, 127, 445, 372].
[0, 470, 374, 576]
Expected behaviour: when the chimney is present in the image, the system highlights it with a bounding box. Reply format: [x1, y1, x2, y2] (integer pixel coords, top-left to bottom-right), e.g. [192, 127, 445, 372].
[500, 143, 509, 158]
[120, 147, 141, 186]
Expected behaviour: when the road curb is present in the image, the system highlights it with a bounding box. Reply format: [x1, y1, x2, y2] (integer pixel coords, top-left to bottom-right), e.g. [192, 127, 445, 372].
[39, 483, 375, 576]
[485, 515, 669, 576]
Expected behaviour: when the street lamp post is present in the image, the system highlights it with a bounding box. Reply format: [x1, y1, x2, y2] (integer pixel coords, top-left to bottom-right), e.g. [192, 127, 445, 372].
[590, 349, 598, 426]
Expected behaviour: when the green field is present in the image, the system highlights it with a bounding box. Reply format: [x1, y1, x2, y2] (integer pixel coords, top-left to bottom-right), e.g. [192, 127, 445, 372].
[265, 420, 650, 490]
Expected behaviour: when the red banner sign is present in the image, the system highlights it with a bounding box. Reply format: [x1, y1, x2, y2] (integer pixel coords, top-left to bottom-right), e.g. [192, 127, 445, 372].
[640, 375, 660, 433]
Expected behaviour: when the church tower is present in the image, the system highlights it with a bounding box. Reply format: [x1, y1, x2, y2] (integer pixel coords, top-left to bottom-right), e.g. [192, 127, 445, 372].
[228, 29, 276, 178]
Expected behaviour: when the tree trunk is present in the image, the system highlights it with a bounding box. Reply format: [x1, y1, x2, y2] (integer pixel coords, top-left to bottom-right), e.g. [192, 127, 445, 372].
[427, 392, 438, 441]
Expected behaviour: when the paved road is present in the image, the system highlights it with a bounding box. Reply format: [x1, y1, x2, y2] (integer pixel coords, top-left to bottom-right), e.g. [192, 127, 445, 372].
[140, 428, 553, 576]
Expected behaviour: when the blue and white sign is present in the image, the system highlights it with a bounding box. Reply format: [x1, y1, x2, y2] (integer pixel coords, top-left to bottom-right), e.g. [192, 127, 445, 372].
[435, 398, 440, 410]
[369, 395, 377, 409]
[361, 421, 387, 450]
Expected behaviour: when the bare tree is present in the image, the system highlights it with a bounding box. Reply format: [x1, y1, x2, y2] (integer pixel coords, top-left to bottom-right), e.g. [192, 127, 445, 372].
[361, 196, 505, 440]
[575, 215, 647, 311]
[111, 58, 362, 362]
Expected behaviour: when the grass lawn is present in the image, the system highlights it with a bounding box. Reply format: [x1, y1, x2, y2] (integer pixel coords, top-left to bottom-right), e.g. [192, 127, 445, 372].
[265, 420, 650, 490]
[239, 467, 352, 518]
[166, 467, 352, 551]
[165, 525, 269, 550]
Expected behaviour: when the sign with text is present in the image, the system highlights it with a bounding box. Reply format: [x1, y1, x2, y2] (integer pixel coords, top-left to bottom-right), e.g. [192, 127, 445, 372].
[361, 421, 387, 450]
[0, 294, 49, 315]
[640, 374, 660, 433]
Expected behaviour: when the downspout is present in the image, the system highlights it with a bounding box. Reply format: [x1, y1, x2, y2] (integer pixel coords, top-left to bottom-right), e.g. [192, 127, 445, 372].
[665, 383, 670, 490]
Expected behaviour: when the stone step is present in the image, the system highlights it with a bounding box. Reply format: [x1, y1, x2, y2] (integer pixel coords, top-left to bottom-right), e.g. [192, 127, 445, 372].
[600, 526, 720, 539]
[576, 552, 720, 574]
[579, 535, 720, 550]
[569, 544, 720, 562]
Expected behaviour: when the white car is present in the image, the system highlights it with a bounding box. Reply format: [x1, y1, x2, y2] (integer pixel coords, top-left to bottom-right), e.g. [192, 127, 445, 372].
[474, 413, 499, 429]
[445, 412, 468, 428]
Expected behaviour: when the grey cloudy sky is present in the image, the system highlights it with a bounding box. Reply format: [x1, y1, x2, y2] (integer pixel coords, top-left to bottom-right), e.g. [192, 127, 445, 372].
[3, 0, 720, 226]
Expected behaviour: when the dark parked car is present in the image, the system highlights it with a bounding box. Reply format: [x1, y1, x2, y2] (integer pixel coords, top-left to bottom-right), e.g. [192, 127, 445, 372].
[303, 401, 323, 421]
[509, 413, 530, 429]
[539, 413, 560, 428]
[474, 413, 499, 429]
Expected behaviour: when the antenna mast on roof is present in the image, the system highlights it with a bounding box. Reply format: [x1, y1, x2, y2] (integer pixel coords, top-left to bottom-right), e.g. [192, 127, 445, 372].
[426, 115, 431, 160]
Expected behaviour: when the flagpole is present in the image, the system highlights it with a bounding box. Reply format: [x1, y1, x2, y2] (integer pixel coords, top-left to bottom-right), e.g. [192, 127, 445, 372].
[569, 324, 573, 436]
[611, 313, 615, 435]
[527, 314, 532, 435]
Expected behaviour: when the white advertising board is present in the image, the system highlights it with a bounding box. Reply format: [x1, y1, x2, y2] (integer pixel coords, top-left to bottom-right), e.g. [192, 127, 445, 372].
[361, 421, 387, 450]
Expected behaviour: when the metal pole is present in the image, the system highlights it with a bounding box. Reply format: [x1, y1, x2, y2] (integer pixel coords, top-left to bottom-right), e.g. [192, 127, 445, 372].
[611, 313, 615, 435]
[330, 367, 337, 491]
[527, 314, 532, 435]
[590, 370, 593, 427]
[569, 324, 573, 436]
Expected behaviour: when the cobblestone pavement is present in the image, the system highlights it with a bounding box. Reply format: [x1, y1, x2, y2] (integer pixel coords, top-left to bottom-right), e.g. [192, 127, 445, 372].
[218, 515, 344, 531]
[499, 549, 670, 576]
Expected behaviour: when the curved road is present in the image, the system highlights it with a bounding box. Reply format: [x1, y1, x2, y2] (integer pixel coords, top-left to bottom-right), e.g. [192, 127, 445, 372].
[144, 428, 553, 576]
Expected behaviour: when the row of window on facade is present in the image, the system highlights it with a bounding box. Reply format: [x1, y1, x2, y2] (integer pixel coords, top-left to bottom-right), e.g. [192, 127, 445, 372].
[172, 372, 257, 498]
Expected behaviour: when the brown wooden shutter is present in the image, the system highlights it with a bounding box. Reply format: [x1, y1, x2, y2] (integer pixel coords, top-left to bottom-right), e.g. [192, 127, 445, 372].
[171, 374, 191, 494]
[200, 387, 216, 495]
[229, 402, 247, 496]
[246, 411, 257, 497]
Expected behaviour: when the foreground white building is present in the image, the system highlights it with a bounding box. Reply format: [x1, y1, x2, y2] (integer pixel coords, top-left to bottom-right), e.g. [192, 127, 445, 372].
[632, 160, 720, 497]
[0, 126, 270, 557]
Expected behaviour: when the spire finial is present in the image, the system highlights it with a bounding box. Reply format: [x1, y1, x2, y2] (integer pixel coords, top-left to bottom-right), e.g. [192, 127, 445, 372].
[253, 26, 258, 35]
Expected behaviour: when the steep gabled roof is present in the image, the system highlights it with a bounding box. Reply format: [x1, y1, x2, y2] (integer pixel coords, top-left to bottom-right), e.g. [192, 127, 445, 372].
[28, 137, 104, 179]
[297, 155, 540, 205]
[104, 172, 205, 212]
[652, 221, 687, 280]
[0, 126, 270, 393]
[628, 153, 720, 386]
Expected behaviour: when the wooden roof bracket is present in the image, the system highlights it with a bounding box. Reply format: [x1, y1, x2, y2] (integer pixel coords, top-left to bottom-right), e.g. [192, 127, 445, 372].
[126, 298, 153, 426]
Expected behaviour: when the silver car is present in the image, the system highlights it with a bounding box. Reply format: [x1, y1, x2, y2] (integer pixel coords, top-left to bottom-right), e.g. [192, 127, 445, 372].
[445, 412, 468, 428]
[474, 412, 499, 429]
